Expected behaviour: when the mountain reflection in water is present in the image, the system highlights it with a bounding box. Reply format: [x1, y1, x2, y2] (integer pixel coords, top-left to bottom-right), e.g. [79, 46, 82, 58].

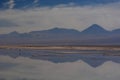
[0, 55, 120, 80]
[0, 49, 120, 67]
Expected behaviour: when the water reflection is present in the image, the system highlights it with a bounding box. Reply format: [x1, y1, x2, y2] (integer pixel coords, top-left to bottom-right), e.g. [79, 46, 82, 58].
[0, 49, 120, 67]
[0, 56, 120, 80]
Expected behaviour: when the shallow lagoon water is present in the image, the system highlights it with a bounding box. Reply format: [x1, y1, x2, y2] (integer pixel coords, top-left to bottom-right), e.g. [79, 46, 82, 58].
[0, 49, 120, 80]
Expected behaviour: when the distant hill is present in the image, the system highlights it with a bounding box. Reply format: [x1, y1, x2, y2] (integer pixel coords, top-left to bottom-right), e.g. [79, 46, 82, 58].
[29, 27, 80, 35]
[81, 24, 109, 34]
[112, 29, 120, 34]
[0, 24, 120, 45]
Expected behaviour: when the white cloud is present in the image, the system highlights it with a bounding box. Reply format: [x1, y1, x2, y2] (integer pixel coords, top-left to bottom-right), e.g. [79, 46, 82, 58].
[5, 0, 15, 9]
[0, 55, 120, 80]
[1, 2, 120, 33]
[34, 0, 39, 4]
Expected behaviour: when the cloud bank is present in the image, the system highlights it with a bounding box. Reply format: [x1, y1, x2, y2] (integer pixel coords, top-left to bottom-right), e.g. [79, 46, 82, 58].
[0, 55, 120, 80]
[0, 19, 18, 27]
[0, 2, 120, 33]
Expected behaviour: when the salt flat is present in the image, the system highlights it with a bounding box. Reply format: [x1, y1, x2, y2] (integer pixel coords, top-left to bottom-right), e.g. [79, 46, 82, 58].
[0, 45, 120, 51]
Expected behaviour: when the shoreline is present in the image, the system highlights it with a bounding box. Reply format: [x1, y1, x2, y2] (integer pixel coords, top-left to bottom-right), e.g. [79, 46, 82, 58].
[1, 45, 120, 51]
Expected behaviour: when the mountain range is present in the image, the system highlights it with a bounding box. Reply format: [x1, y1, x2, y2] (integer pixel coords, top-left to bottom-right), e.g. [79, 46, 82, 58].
[0, 24, 120, 45]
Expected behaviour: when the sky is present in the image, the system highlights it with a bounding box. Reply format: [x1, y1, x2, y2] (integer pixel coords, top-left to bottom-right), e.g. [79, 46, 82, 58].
[0, 55, 120, 80]
[0, 0, 120, 34]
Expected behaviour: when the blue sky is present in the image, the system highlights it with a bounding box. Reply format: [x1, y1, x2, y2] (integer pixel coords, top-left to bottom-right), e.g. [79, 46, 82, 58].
[39, 0, 120, 6]
[0, 0, 120, 33]
[0, 0, 120, 9]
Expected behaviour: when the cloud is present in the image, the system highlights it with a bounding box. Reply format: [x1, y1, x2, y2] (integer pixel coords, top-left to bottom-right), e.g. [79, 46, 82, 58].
[32, 0, 39, 7]
[5, 0, 15, 9]
[1, 2, 120, 33]
[0, 19, 18, 27]
[34, 0, 39, 4]
[0, 55, 120, 80]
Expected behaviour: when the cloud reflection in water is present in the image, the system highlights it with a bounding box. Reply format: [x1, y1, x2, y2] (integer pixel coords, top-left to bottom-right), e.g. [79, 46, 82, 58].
[0, 56, 120, 80]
